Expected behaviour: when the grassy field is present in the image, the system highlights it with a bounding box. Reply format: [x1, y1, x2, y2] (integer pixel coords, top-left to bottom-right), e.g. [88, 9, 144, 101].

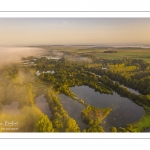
[95, 49, 150, 62]
[42, 46, 150, 63]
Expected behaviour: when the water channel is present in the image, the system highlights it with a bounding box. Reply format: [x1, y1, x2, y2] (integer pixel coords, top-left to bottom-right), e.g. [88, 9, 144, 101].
[35, 94, 52, 118]
[58, 94, 87, 130]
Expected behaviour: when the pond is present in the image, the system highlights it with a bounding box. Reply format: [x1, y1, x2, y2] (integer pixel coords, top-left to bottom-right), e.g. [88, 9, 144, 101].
[69, 86, 144, 132]
[31, 86, 144, 132]
[142, 128, 150, 132]
[1, 101, 20, 115]
[58, 94, 87, 131]
[35, 94, 52, 118]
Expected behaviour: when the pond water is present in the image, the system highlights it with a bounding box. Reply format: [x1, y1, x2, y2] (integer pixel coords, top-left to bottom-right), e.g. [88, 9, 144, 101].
[143, 128, 150, 132]
[112, 80, 139, 95]
[33, 86, 144, 132]
[69, 86, 144, 132]
[35, 94, 52, 118]
[1, 101, 20, 115]
[58, 94, 87, 131]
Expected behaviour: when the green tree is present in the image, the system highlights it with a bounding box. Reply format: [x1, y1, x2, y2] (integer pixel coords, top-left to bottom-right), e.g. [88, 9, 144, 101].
[110, 126, 117, 132]
[34, 115, 54, 132]
[87, 125, 104, 132]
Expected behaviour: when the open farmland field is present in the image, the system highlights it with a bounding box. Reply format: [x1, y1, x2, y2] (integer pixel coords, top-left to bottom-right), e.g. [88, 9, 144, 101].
[94, 48, 150, 62]
[42, 46, 150, 63]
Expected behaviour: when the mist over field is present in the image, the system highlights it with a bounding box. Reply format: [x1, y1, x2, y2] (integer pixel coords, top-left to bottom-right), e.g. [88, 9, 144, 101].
[0, 47, 46, 66]
[0, 47, 48, 132]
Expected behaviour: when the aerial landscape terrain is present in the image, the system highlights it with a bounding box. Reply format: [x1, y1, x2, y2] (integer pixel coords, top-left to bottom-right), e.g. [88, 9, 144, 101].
[0, 18, 150, 132]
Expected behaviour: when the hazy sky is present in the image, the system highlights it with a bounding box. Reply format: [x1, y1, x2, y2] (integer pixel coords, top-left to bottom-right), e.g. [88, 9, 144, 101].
[0, 18, 150, 46]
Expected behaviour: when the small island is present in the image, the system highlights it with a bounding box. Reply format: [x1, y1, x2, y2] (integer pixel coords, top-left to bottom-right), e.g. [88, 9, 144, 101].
[81, 105, 112, 125]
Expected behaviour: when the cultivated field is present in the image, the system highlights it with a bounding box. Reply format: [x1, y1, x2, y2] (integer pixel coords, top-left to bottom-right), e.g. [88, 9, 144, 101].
[41, 45, 150, 63]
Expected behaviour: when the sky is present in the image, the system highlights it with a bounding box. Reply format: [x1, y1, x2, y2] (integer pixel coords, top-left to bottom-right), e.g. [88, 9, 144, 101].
[0, 18, 150, 46]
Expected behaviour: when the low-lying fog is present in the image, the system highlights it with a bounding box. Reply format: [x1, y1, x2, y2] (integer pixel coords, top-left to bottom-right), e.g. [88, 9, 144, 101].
[0, 47, 46, 65]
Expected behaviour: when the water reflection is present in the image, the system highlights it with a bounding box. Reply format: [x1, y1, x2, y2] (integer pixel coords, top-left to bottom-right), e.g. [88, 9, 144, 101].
[143, 128, 150, 132]
[1, 101, 20, 115]
[70, 86, 144, 131]
[35, 94, 52, 118]
[58, 94, 87, 131]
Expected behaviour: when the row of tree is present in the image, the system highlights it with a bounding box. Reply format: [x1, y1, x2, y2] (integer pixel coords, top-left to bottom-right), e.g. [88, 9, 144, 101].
[45, 88, 80, 132]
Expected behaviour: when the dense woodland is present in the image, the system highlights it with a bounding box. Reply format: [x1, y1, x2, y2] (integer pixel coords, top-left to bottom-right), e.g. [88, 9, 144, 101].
[1, 51, 150, 132]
